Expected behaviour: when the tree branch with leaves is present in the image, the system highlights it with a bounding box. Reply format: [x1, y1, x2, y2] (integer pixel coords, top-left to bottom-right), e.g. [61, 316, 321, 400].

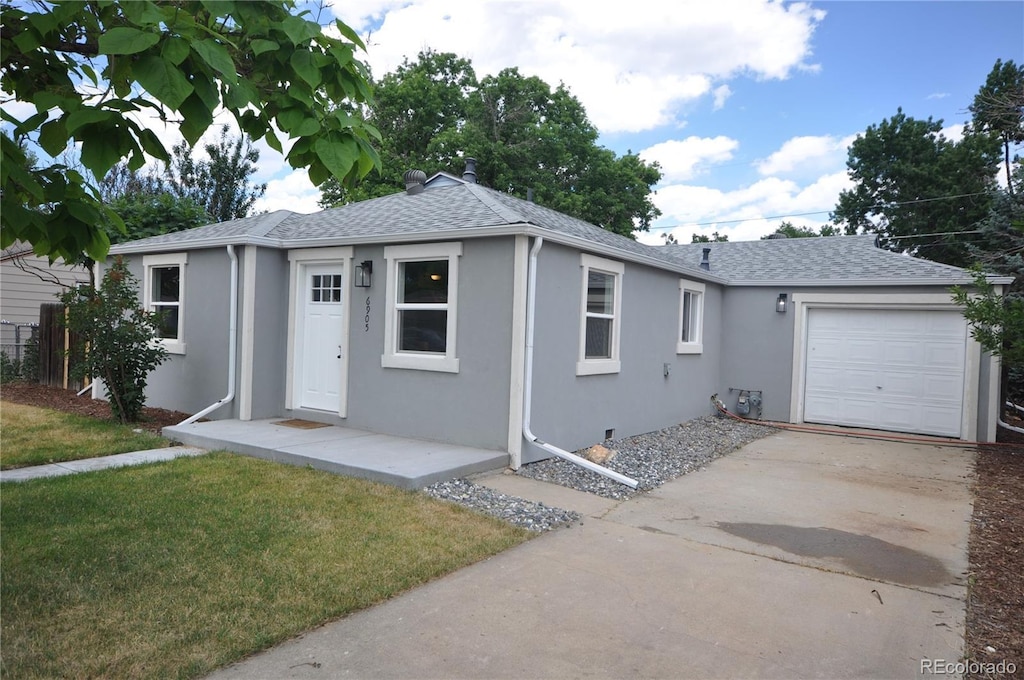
[1, 0, 380, 263]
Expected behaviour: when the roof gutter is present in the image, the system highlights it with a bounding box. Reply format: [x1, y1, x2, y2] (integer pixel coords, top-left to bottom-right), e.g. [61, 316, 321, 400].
[108, 224, 729, 286]
[178, 244, 238, 425]
[521, 236, 638, 489]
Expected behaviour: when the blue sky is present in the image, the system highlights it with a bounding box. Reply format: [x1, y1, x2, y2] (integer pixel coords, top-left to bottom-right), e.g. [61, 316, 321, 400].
[316, 0, 1024, 243]
[9, 1, 1020, 242]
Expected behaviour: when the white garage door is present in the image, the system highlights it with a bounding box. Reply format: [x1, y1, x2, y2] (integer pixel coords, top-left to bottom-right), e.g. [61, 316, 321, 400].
[803, 308, 967, 437]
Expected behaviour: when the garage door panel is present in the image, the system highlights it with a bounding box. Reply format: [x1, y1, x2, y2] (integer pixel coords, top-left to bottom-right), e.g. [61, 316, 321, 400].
[804, 309, 965, 438]
[882, 371, 924, 397]
[807, 337, 844, 362]
[923, 343, 966, 369]
[883, 340, 919, 365]
[842, 368, 882, 393]
[845, 339, 881, 363]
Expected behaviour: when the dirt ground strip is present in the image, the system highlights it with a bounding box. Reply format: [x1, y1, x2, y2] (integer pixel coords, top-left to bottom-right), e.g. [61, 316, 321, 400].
[2, 383, 1022, 674]
[1, 382, 190, 433]
[965, 420, 1024, 679]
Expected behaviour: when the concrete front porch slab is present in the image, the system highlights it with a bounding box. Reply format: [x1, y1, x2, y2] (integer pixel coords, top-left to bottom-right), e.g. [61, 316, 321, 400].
[163, 419, 508, 490]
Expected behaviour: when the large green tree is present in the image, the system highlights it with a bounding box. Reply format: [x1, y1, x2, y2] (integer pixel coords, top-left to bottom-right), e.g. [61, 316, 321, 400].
[761, 221, 840, 239]
[320, 51, 662, 238]
[164, 126, 266, 223]
[954, 165, 1024, 405]
[969, 59, 1024, 194]
[1, 0, 379, 263]
[831, 108, 999, 267]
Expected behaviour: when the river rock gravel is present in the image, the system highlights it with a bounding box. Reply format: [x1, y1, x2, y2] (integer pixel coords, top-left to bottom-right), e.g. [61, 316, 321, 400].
[424, 414, 776, 531]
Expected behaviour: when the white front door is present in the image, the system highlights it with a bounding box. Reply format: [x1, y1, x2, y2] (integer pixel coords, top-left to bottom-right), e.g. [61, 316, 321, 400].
[298, 266, 346, 412]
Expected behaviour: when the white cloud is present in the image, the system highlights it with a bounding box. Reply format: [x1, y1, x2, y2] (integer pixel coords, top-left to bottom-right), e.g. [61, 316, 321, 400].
[712, 84, 732, 111]
[641, 136, 739, 183]
[638, 170, 854, 244]
[335, 0, 825, 134]
[253, 170, 322, 215]
[756, 134, 855, 176]
[927, 92, 950, 100]
[940, 123, 965, 143]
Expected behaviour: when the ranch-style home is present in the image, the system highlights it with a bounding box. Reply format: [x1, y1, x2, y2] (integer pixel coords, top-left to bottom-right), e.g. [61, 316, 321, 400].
[105, 164, 1007, 474]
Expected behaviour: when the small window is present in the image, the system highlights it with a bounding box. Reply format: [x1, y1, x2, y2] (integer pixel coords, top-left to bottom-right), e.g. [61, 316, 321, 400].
[382, 242, 461, 372]
[577, 254, 623, 375]
[677, 280, 705, 354]
[310, 274, 343, 303]
[143, 253, 187, 354]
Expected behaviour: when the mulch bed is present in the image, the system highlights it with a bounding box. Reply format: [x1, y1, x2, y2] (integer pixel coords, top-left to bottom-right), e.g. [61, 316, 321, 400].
[0, 382, 192, 433]
[2, 383, 1022, 670]
[966, 419, 1024, 678]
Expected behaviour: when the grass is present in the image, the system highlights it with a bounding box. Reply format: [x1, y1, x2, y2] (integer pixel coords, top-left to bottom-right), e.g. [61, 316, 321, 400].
[0, 401, 167, 469]
[1, 453, 530, 679]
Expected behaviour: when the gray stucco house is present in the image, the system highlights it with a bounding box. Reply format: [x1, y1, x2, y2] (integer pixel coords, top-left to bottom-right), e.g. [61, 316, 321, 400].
[106, 168, 1006, 469]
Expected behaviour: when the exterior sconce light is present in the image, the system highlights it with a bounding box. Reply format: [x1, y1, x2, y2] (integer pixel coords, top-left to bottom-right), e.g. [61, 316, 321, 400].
[776, 293, 788, 313]
[355, 260, 373, 288]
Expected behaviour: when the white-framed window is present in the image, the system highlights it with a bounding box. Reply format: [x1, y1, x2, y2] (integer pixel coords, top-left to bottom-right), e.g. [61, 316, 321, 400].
[143, 252, 187, 354]
[677, 279, 705, 354]
[577, 253, 623, 376]
[382, 242, 462, 373]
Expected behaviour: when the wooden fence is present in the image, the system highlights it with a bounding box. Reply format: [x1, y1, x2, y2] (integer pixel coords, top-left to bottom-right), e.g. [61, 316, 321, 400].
[37, 302, 85, 391]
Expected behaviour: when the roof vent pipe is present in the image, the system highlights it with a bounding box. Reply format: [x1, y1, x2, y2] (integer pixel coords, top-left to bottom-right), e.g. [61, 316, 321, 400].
[404, 169, 426, 195]
[462, 157, 477, 184]
[700, 247, 711, 271]
[527, 187, 534, 203]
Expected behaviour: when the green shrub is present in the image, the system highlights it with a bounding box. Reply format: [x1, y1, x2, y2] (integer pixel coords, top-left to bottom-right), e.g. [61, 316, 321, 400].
[0, 350, 22, 384]
[60, 257, 168, 423]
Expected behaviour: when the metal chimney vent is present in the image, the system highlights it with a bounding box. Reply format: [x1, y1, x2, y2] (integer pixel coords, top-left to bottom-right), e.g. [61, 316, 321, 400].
[462, 157, 477, 184]
[700, 247, 711, 271]
[403, 169, 426, 195]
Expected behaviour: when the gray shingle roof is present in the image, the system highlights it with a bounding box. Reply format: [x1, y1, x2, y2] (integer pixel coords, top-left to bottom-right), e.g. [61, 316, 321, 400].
[109, 182, 983, 286]
[110, 183, 686, 272]
[664, 235, 978, 284]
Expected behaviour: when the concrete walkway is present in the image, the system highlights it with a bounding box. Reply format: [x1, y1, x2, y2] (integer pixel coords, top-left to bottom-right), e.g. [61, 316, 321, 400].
[0, 446, 207, 482]
[206, 430, 974, 680]
[164, 419, 507, 489]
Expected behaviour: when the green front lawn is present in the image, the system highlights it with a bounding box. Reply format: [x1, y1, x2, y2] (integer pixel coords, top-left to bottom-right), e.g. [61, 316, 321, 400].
[0, 401, 167, 469]
[1, 454, 530, 679]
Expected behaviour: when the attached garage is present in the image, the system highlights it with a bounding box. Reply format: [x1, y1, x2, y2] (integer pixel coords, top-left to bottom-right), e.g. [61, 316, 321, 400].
[802, 307, 968, 438]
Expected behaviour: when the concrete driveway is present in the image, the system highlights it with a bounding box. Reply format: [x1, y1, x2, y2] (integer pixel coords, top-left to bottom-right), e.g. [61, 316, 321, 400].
[207, 430, 974, 679]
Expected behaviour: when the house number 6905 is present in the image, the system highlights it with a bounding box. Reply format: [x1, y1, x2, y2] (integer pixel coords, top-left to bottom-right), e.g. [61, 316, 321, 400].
[364, 296, 371, 332]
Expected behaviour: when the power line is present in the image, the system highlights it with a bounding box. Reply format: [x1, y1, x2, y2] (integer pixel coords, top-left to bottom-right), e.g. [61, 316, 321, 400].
[650, 190, 992, 231]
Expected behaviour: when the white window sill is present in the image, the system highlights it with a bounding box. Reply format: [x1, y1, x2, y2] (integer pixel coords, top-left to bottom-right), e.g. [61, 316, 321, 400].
[676, 342, 703, 355]
[576, 359, 621, 376]
[382, 353, 459, 373]
[153, 339, 186, 355]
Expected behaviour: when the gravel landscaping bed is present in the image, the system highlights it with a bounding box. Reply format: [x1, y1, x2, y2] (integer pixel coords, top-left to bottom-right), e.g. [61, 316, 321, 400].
[518, 415, 777, 499]
[424, 478, 581, 532]
[424, 414, 777, 531]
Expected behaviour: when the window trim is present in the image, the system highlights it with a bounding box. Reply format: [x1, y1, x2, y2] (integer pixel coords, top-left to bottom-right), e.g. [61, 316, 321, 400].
[677, 279, 705, 355]
[577, 253, 623, 376]
[143, 252, 187, 354]
[382, 242, 462, 373]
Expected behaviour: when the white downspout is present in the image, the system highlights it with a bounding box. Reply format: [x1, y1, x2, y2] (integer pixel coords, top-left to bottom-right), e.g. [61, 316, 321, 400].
[178, 245, 238, 425]
[522, 237, 638, 489]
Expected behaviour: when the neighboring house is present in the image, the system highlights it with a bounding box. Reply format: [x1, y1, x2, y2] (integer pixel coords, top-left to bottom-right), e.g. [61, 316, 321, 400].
[0, 242, 88, 359]
[106, 165, 1009, 469]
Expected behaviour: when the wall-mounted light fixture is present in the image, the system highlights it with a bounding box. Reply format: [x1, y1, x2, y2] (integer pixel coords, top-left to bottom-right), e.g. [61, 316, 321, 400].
[776, 293, 788, 313]
[354, 260, 373, 288]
